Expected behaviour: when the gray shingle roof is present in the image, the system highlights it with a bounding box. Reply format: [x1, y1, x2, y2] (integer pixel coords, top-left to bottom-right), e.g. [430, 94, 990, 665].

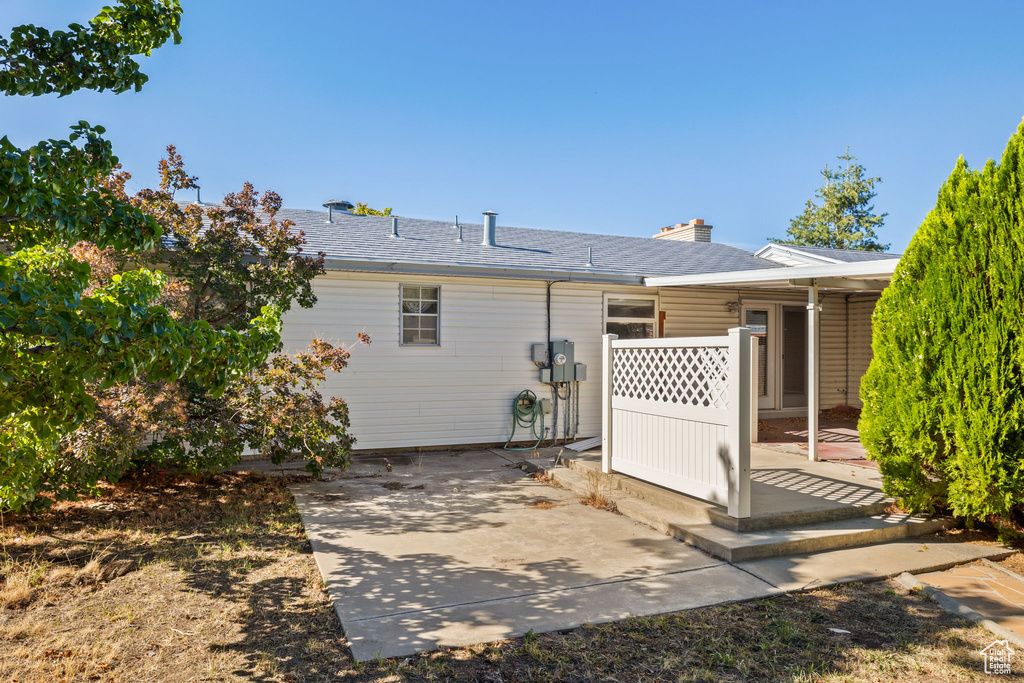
[780, 245, 902, 263]
[280, 208, 780, 281]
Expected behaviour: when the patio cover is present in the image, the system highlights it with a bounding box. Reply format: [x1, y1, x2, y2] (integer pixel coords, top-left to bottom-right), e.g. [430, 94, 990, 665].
[644, 258, 901, 460]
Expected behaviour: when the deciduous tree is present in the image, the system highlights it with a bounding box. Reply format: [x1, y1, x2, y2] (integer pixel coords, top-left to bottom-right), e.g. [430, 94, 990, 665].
[0, 3, 358, 509]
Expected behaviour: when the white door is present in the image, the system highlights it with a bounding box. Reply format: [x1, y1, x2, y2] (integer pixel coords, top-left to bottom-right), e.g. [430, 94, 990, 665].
[743, 307, 776, 410]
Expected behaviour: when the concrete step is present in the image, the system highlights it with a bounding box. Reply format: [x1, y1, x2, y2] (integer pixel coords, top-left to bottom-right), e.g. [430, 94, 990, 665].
[707, 499, 895, 532]
[558, 455, 892, 532]
[547, 464, 949, 563]
[548, 465, 717, 531]
[678, 514, 950, 563]
[559, 458, 720, 525]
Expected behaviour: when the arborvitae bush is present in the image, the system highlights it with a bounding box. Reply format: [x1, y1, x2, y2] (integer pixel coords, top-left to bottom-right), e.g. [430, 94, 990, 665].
[860, 119, 1024, 532]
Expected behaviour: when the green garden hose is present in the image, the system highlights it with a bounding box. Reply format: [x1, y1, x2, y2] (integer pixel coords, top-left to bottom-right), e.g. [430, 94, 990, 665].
[503, 389, 545, 451]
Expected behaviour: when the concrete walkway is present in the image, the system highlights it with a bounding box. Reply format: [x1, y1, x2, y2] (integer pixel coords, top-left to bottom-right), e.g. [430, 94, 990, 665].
[916, 560, 1024, 642]
[282, 449, 1011, 661]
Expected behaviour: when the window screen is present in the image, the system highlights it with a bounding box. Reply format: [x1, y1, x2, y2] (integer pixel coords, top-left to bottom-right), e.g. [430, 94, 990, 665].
[401, 286, 440, 345]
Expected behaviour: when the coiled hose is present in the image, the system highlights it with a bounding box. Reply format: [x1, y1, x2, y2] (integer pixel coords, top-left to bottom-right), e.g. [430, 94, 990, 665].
[503, 389, 545, 451]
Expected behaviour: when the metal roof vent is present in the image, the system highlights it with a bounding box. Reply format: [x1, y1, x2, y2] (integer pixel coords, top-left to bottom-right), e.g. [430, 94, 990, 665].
[322, 199, 354, 223]
[482, 210, 498, 247]
[453, 215, 464, 243]
[585, 247, 594, 268]
[390, 216, 400, 238]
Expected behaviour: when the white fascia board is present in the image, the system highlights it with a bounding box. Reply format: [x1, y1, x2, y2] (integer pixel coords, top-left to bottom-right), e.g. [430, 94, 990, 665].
[753, 244, 843, 265]
[643, 258, 901, 289]
[322, 257, 646, 284]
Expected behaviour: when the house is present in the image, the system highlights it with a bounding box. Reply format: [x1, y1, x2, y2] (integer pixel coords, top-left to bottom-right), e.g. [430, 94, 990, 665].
[277, 203, 900, 455]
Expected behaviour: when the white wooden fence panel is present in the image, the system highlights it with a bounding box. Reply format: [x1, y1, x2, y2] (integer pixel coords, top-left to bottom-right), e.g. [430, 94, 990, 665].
[602, 329, 751, 518]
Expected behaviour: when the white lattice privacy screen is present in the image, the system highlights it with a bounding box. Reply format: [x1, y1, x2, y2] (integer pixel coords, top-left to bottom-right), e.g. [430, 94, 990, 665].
[611, 346, 730, 409]
[602, 330, 752, 518]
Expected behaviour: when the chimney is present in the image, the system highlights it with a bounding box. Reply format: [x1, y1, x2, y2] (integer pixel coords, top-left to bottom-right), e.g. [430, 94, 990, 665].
[482, 210, 497, 247]
[654, 218, 712, 243]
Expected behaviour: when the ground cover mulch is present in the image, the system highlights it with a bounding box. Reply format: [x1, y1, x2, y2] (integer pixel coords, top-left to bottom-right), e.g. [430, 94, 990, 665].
[1, 469, 1018, 682]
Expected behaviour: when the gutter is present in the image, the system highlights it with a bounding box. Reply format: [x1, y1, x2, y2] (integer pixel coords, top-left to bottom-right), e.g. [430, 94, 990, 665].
[321, 257, 647, 285]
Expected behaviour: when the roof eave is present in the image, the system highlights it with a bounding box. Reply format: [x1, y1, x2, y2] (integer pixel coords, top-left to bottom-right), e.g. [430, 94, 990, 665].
[643, 258, 901, 290]
[322, 257, 648, 284]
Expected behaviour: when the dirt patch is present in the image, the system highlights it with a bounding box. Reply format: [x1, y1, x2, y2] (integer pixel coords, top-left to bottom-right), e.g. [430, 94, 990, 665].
[821, 404, 862, 421]
[523, 499, 561, 510]
[997, 552, 1024, 576]
[0, 470, 357, 682]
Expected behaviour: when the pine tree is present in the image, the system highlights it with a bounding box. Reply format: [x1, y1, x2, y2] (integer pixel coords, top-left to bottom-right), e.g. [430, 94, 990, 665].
[774, 149, 889, 251]
[860, 119, 1024, 532]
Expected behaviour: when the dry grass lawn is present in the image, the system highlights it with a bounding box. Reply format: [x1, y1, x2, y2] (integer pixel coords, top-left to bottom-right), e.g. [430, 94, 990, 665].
[0, 469, 1017, 682]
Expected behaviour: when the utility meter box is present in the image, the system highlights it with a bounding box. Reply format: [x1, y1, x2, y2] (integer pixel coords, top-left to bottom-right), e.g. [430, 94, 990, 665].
[574, 362, 587, 382]
[549, 340, 575, 382]
[531, 343, 549, 366]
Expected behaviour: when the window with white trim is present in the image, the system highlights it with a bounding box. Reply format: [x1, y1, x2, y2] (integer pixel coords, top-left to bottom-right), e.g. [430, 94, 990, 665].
[400, 285, 440, 345]
[604, 294, 658, 339]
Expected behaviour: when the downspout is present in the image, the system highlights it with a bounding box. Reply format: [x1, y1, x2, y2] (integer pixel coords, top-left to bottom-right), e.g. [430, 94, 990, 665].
[546, 280, 567, 346]
[546, 280, 567, 445]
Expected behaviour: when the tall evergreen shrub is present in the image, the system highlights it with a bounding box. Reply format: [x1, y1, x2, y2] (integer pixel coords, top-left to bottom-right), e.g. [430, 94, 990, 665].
[860, 119, 1024, 530]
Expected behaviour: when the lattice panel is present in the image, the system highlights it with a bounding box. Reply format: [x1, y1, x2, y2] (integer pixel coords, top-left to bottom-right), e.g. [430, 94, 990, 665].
[612, 346, 730, 408]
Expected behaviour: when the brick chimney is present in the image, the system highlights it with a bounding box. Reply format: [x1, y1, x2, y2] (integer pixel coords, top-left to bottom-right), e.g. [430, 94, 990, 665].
[654, 218, 712, 243]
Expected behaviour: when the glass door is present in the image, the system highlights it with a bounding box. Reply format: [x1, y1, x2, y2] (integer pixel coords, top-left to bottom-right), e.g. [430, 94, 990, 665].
[781, 306, 808, 408]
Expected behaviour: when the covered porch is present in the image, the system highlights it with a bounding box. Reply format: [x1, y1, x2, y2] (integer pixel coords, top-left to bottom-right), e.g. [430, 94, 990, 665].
[646, 258, 900, 462]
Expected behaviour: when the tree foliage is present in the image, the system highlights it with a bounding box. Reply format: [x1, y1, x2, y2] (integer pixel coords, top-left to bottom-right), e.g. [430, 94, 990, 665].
[0, 3, 361, 510]
[0, 0, 182, 96]
[773, 149, 889, 251]
[351, 202, 392, 216]
[61, 148, 366, 485]
[860, 120, 1024, 532]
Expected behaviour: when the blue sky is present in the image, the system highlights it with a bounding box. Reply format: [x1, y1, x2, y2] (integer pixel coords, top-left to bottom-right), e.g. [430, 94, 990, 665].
[5, 1, 1024, 251]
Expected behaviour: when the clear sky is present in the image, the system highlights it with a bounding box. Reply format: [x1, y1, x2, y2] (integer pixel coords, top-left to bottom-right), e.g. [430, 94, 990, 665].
[5, 1, 1024, 252]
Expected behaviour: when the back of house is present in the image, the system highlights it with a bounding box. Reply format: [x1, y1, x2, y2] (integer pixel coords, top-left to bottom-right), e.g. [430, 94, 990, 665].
[277, 207, 899, 451]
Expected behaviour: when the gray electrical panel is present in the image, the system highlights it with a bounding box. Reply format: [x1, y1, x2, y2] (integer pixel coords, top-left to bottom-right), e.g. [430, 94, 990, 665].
[535, 340, 587, 382]
[549, 340, 574, 382]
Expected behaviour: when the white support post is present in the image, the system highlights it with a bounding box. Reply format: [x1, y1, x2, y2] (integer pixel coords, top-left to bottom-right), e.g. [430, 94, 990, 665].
[807, 285, 820, 461]
[750, 340, 759, 444]
[727, 327, 752, 518]
[601, 333, 617, 474]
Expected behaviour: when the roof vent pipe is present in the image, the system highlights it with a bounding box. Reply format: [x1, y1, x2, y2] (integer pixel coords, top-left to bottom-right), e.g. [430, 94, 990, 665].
[391, 216, 399, 238]
[585, 246, 594, 267]
[323, 199, 354, 224]
[482, 210, 497, 247]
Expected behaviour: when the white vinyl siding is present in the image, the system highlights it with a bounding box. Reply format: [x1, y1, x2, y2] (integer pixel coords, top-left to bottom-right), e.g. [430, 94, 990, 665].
[278, 273, 878, 450]
[279, 272, 653, 450]
[846, 296, 878, 408]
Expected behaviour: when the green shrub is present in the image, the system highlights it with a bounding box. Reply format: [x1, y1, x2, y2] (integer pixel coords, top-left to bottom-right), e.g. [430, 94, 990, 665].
[860, 119, 1024, 530]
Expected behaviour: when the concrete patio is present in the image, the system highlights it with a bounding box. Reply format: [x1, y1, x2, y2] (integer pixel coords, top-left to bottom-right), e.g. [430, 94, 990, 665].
[276, 447, 1011, 661]
[757, 416, 876, 467]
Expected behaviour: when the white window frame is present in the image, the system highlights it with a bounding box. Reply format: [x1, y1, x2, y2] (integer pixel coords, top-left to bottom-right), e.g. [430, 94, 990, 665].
[399, 283, 441, 347]
[603, 293, 660, 339]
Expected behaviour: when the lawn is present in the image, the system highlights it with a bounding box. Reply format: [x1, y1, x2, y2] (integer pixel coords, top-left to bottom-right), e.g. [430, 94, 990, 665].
[0, 469, 1012, 682]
